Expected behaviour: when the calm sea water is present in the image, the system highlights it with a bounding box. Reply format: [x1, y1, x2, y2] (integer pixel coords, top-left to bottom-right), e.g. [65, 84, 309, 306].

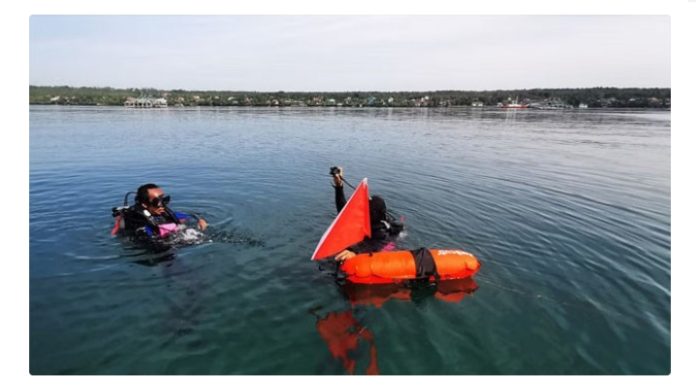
[29, 106, 670, 374]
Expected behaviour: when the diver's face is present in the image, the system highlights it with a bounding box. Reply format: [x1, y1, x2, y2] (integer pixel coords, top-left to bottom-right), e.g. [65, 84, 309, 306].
[145, 187, 166, 215]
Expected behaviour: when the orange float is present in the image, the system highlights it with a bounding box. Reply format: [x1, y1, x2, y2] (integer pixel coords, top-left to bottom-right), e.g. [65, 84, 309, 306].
[339, 248, 480, 284]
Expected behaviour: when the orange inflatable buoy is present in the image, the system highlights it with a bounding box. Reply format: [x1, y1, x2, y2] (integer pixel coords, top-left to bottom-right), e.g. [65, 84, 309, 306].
[340, 248, 480, 284]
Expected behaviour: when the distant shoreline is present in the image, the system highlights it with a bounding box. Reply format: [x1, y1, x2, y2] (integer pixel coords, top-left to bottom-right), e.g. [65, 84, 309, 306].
[29, 86, 671, 109]
[29, 104, 670, 111]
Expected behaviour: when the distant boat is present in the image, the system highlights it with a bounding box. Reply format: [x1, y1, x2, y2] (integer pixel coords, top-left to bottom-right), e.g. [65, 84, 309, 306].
[501, 97, 528, 109]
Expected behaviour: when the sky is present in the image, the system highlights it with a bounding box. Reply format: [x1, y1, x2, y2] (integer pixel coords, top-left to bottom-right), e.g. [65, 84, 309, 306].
[29, 15, 670, 91]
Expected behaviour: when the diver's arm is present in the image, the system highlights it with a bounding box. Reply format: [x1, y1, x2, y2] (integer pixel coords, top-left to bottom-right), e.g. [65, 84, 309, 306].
[332, 168, 346, 213]
[350, 236, 390, 254]
[334, 184, 346, 213]
[334, 238, 389, 261]
[173, 211, 208, 230]
[343, 224, 396, 257]
[174, 211, 192, 222]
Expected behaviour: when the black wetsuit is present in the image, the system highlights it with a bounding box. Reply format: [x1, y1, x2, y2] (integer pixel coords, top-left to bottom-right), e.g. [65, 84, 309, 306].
[334, 185, 403, 254]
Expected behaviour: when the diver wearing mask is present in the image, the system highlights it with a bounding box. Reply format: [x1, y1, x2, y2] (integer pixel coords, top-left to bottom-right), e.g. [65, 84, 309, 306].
[111, 183, 208, 240]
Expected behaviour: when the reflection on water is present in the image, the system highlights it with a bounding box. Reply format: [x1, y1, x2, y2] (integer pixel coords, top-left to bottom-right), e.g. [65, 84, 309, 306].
[340, 278, 479, 308]
[313, 278, 479, 374]
[312, 309, 379, 375]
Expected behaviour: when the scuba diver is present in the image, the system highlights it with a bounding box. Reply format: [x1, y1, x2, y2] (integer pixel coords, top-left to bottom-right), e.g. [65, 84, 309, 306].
[330, 166, 404, 261]
[111, 183, 208, 240]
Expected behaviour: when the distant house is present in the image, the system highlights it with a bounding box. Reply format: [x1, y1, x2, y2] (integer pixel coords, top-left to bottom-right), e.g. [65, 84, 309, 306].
[124, 97, 167, 108]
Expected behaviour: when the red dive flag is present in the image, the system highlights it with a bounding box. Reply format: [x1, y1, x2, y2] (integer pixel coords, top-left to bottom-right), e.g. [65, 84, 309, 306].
[311, 178, 372, 260]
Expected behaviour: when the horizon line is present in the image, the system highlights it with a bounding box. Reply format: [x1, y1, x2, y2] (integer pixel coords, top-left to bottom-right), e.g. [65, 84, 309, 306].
[29, 84, 672, 93]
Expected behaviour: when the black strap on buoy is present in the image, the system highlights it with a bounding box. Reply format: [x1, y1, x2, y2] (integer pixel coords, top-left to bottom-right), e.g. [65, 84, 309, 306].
[411, 247, 439, 280]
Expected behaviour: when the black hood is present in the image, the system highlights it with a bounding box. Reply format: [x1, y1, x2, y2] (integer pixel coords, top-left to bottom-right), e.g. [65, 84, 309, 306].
[369, 195, 387, 226]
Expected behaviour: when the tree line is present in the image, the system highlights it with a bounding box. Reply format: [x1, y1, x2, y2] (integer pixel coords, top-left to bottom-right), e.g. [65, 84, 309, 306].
[29, 85, 671, 108]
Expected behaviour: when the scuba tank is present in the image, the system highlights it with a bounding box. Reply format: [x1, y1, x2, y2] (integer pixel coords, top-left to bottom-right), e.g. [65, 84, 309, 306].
[110, 191, 134, 236]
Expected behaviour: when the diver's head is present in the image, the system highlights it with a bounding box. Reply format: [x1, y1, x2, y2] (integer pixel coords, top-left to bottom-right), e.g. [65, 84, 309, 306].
[136, 183, 170, 216]
[369, 195, 387, 225]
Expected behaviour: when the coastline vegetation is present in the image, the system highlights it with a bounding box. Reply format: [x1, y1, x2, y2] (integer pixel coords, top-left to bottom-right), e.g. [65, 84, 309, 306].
[29, 85, 670, 108]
